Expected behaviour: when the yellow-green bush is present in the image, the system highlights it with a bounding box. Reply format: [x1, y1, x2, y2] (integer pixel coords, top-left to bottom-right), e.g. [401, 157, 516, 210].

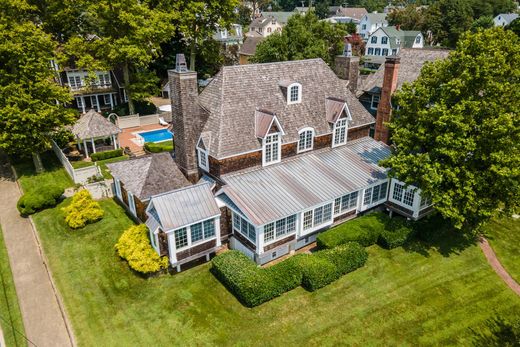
[62, 190, 104, 229]
[115, 224, 169, 274]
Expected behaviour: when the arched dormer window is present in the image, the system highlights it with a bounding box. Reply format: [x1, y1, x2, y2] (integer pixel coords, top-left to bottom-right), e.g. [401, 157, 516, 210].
[288, 83, 302, 104]
[298, 127, 314, 153]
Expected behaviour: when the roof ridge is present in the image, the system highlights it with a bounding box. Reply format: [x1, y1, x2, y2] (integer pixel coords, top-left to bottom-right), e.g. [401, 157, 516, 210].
[150, 181, 210, 200]
[221, 58, 325, 71]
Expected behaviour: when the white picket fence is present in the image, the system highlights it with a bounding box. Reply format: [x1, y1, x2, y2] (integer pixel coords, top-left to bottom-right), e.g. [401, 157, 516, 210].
[115, 114, 161, 129]
[51, 140, 102, 184]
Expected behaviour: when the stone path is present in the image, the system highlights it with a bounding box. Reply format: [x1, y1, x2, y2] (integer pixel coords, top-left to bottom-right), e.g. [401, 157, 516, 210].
[479, 237, 520, 296]
[0, 152, 75, 347]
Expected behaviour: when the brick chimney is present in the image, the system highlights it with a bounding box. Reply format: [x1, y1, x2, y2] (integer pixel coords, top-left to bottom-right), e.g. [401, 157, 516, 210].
[375, 56, 400, 144]
[334, 43, 360, 93]
[168, 54, 203, 183]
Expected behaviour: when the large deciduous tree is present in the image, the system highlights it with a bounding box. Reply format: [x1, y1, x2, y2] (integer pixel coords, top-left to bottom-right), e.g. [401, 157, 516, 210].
[382, 28, 520, 231]
[0, 0, 75, 170]
[251, 12, 352, 66]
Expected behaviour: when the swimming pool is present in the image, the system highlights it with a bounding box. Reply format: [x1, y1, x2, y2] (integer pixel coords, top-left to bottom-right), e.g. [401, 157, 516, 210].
[138, 129, 173, 143]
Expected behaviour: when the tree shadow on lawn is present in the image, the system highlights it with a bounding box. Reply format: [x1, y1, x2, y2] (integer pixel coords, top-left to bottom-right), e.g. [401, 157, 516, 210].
[11, 151, 64, 178]
[402, 214, 478, 258]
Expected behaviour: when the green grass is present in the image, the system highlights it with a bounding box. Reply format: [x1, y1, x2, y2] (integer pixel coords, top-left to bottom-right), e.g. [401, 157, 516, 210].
[483, 216, 520, 283]
[71, 155, 129, 179]
[32, 200, 520, 346]
[0, 227, 27, 347]
[144, 141, 174, 153]
[11, 151, 73, 194]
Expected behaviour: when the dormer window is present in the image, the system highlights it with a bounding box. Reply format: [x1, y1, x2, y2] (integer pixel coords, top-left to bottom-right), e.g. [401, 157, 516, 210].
[263, 133, 281, 166]
[298, 128, 314, 153]
[332, 118, 348, 147]
[288, 83, 302, 104]
[415, 35, 421, 44]
[198, 148, 209, 171]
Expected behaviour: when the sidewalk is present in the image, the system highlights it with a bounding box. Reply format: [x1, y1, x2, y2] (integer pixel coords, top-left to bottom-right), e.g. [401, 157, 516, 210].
[0, 153, 75, 347]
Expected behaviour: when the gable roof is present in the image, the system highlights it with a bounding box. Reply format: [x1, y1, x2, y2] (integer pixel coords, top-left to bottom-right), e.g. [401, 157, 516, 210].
[197, 59, 375, 159]
[358, 48, 451, 96]
[106, 153, 191, 201]
[325, 97, 349, 123]
[148, 183, 221, 231]
[363, 13, 387, 24]
[72, 109, 121, 140]
[260, 11, 296, 24]
[377, 26, 422, 49]
[336, 7, 368, 21]
[239, 34, 265, 56]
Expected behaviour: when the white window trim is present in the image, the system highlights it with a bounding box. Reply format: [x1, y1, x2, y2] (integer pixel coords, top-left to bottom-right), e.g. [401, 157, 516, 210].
[287, 82, 302, 105]
[197, 147, 209, 171]
[127, 192, 137, 216]
[297, 127, 315, 153]
[300, 202, 334, 236]
[262, 132, 282, 166]
[371, 94, 380, 110]
[232, 212, 258, 245]
[332, 118, 348, 148]
[333, 190, 360, 216]
[361, 181, 389, 210]
[171, 216, 219, 252]
[261, 214, 298, 246]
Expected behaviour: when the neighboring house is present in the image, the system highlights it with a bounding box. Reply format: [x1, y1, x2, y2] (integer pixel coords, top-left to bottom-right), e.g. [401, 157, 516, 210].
[357, 48, 450, 133]
[58, 67, 127, 113]
[249, 14, 286, 37]
[213, 24, 244, 47]
[334, 7, 368, 23]
[493, 13, 519, 26]
[358, 13, 388, 39]
[364, 26, 424, 68]
[108, 153, 191, 222]
[132, 53, 433, 271]
[239, 31, 265, 64]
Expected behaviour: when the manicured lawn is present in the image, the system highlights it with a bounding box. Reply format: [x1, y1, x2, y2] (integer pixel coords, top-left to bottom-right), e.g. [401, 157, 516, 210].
[12, 151, 73, 194]
[483, 216, 520, 283]
[144, 141, 174, 153]
[32, 200, 520, 346]
[71, 155, 129, 179]
[0, 227, 26, 347]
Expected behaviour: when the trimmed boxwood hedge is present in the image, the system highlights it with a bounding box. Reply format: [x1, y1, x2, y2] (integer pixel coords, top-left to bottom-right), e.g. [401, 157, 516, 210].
[17, 185, 64, 216]
[90, 149, 123, 162]
[377, 217, 415, 249]
[211, 243, 368, 307]
[317, 212, 389, 249]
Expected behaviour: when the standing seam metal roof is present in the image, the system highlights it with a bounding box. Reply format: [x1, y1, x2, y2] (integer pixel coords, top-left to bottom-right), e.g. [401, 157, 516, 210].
[219, 137, 391, 225]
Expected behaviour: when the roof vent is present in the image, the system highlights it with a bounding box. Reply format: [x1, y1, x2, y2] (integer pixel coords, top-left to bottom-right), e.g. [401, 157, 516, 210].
[175, 54, 188, 72]
[343, 43, 353, 57]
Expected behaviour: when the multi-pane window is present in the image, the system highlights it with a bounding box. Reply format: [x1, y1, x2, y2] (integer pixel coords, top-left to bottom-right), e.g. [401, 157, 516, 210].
[233, 212, 256, 243]
[392, 182, 415, 207]
[363, 182, 389, 206]
[76, 97, 84, 108]
[334, 191, 358, 215]
[303, 203, 333, 231]
[289, 85, 300, 102]
[371, 36, 377, 43]
[371, 95, 380, 110]
[191, 223, 203, 242]
[333, 118, 348, 147]
[203, 219, 215, 238]
[392, 183, 404, 201]
[381, 36, 388, 44]
[368, 48, 374, 55]
[198, 149, 208, 170]
[68, 76, 82, 89]
[403, 190, 414, 206]
[420, 196, 432, 208]
[375, 48, 381, 56]
[103, 94, 111, 104]
[175, 228, 188, 249]
[263, 214, 297, 243]
[98, 73, 110, 86]
[382, 48, 389, 56]
[298, 129, 313, 152]
[264, 133, 280, 165]
[91, 95, 98, 107]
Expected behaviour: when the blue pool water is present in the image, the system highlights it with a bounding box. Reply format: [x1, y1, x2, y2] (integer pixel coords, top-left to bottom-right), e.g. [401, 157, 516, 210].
[139, 129, 173, 143]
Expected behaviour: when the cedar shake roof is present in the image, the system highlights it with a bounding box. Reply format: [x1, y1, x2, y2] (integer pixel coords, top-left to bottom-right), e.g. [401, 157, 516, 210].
[239, 34, 265, 56]
[325, 97, 349, 123]
[106, 153, 191, 201]
[336, 7, 368, 21]
[197, 59, 375, 159]
[358, 48, 450, 96]
[72, 109, 121, 140]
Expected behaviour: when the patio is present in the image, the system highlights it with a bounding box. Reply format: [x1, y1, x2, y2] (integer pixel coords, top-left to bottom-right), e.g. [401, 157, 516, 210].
[119, 123, 170, 155]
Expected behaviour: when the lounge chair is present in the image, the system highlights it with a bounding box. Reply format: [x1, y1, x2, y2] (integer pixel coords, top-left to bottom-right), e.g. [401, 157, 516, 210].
[159, 117, 168, 126]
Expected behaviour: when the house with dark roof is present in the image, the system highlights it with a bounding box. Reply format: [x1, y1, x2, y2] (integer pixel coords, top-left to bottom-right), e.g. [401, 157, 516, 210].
[239, 31, 265, 65]
[133, 52, 434, 270]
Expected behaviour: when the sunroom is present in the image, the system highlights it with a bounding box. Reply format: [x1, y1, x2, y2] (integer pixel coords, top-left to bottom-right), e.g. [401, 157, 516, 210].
[386, 178, 434, 220]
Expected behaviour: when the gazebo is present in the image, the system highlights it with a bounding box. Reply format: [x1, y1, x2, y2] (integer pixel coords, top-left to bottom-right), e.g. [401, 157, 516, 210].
[72, 109, 121, 158]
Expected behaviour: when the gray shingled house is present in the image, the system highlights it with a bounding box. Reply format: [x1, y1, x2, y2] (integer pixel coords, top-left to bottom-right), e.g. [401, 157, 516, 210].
[125, 53, 435, 271]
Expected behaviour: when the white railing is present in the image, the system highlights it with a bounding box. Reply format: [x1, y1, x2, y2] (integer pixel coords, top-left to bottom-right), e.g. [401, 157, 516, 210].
[51, 140, 102, 184]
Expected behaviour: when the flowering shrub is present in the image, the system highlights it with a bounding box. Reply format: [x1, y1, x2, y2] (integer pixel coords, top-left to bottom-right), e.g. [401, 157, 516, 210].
[62, 190, 104, 229]
[115, 224, 169, 274]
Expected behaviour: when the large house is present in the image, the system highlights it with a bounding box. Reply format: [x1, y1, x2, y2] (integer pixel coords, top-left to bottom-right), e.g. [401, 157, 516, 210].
[213, 24, 243, 47]
[364, 26, 424, 68]
[249, 12, 296, 37]
[106, 53, 435, 272]
[358, 13, 388, 39]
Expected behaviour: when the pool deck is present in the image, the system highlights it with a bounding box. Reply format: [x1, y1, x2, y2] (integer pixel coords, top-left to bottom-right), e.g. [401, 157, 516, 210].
[119, 124, 169, 153]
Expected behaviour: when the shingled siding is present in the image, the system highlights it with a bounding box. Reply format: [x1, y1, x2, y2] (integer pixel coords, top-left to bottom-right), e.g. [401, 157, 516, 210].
[120, 183, 129, 207]
[348, 125, 371, 141]
[176, 239, 217, 261]
[135, 198, 148, 222]
[219, 207, 232, 241]
[263, 234, 296, 252]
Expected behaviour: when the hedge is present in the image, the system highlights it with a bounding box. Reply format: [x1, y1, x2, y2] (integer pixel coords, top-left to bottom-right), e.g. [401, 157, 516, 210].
[115, 224, 169, 274]
[211, 243, 368, 307]
[317, 213, 389, 249]
[144, 142, 174, 153]
[90, 148, 124, 162]
[62, 190, 104, 229]
[17, 185, 64, 216]
[377, 217, 414, 249]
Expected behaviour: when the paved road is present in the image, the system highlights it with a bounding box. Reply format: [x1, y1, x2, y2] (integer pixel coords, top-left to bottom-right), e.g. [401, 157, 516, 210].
[0, 153, 75, 347]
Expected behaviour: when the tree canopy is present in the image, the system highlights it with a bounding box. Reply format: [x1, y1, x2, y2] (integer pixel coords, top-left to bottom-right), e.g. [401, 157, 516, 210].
[382, 28, 520, 231]
[0, 0, 75, 168]
[251, 12, 353, 66]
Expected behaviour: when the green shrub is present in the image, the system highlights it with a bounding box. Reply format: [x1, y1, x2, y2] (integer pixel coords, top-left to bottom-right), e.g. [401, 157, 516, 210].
[317, 213, 388, 249]
[316, 242, 368, 275]
[90, 149, 123, 162]
[115, 224, 169, 274]
[267, 257, 303, 292]
[62, 190, 104, 229]
[17, 185, 64, 215]
[378, 217, 414, 249]
[144, 142, 174, 153]
[293, 254, 339, 291]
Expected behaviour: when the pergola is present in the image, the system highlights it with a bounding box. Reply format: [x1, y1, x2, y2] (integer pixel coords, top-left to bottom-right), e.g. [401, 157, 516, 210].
[72, 109, 122, 158]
